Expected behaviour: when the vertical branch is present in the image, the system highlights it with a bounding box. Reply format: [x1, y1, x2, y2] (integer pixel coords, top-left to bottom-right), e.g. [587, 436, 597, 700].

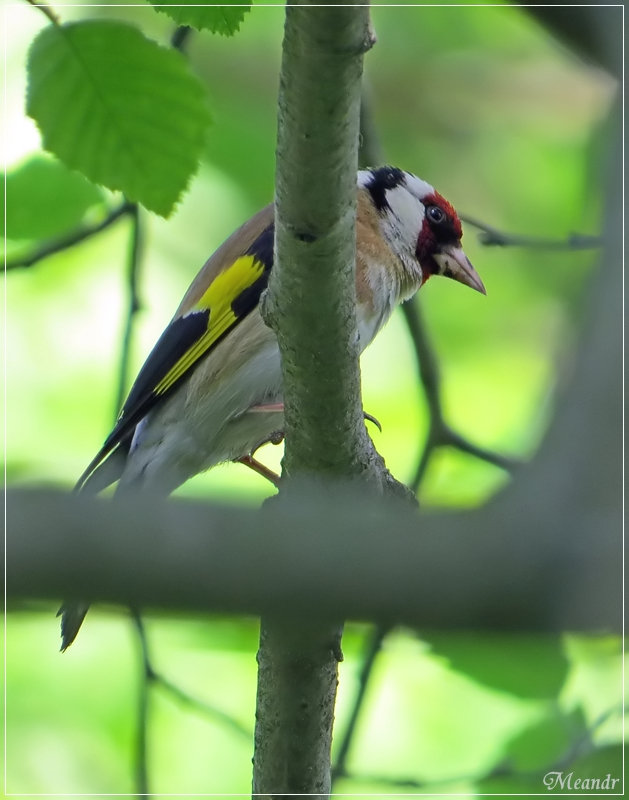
[254, 3, 375, 797]
[358, 80, 383, 168]
[332, 624, 390, 781]
[262, 1, 376, 482]
[132, 612, 153, 798]
[113, 202, 142, 417]
[116, 207, 151, 799]
[401, 300, 444, 488]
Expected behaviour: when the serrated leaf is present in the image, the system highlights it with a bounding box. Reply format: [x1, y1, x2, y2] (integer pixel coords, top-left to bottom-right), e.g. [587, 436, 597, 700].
[150, 1, 251, 35]
[26, 21, 212, 217]
[4, 154, 104, 241]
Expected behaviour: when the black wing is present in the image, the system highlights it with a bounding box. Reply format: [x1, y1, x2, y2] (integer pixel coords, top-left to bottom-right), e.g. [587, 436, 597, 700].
[75, 223, 274, 493]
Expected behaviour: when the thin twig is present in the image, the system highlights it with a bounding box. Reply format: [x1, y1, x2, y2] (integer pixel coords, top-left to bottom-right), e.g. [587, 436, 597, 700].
[171, 25, 192, 51]
[113, 203, 143, 418]
[341, 703, 624, 791]
[461, 215, 602, 250]
[6, 201, 134, 270]
[25, 0, 60, 25]
[350, 85, 528, 789]
[332, 624, 390, 782]
[400, 300, 443, 421]
[132, 611, 151, 799]
[547, 703, 625, 772]
[132, 612, 251, 742]
[412, 433, 435, 489]
[358, 82, 383, 168]
[402, 301, 520, 490]
[154, 672, 252, 741]
[444, 426, 522, 472]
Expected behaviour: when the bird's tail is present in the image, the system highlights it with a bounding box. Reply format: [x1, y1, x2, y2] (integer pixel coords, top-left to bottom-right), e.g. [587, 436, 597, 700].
[58, 439, 132, 651]
[57, 602, 90, 652]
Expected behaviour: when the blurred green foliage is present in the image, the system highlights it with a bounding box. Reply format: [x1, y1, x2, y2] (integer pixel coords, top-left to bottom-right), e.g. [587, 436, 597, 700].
[2, 154, 105, 242]
[4, 1, 622, 795]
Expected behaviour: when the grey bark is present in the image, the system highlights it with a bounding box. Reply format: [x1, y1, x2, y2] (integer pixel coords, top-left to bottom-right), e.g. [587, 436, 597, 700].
[254, 4, 375, 797]
[262, 1, 375, 483]
[5, 453, 621, 630]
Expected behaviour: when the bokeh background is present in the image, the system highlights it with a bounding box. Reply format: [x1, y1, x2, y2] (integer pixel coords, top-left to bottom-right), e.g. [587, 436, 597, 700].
[4, 1, 623, 795]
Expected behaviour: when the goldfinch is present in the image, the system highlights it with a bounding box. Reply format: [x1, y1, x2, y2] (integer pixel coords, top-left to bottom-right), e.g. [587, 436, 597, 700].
[59, 166, 485, 649]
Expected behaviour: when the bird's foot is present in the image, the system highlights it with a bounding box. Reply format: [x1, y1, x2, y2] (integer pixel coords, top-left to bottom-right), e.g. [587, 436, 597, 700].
[364, 411, 382, 432]
[236, 406, 378, 485]
[235, 404, 285, 486]
[237, 454, 281, 487]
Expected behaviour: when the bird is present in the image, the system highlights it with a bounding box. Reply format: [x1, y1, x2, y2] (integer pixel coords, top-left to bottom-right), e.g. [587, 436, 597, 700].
[58, 165, 485, 650]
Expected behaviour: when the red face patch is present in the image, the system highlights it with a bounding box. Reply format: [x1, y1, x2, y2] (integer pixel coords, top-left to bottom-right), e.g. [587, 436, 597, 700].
[416, 191, 463, 275]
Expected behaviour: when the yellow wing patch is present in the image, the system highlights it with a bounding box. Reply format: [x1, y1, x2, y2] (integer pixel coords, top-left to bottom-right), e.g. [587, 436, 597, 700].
[154, 255, 266, 396]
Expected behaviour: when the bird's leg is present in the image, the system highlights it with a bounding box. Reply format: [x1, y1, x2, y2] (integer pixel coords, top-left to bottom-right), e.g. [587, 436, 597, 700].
[236, 403, 285, 486]
[237, 429, 284, 487]
[235, 406, 379, 486]
[248, 402, 284, 414]
[237, 454, 281, 487]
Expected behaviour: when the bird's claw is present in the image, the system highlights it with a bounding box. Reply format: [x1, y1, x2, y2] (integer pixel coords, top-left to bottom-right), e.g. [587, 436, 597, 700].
[364, 411, 382, 432]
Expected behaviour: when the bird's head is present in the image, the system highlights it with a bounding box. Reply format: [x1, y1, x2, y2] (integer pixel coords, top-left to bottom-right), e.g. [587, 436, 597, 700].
[359, 166, 485, 295]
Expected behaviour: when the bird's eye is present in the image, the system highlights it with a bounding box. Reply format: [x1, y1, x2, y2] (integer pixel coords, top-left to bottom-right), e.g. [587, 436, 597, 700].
[427, 205, 446, 224]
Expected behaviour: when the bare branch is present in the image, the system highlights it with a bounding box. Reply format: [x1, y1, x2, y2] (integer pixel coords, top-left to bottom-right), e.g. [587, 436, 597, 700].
[401, 301, 520, 490]
[113, 203, 143, 418]
[254, 3, 375, 796]
[6, 201, 135, 270]
[24, 0, 60, 26]
[525, 5, 622, 78]
[332, 624, 390, 781]
[264, 4, 376, 484]
[131, 612, 151, 797]
[171, 25, 192, 51]
[443, 426, 522, 472]
[461, 215, 602, 250]
[340, 703, 623, 791]
[131, 612, 251, 743]
[5, 483, 620, 632]
[153, 672, 252, 741]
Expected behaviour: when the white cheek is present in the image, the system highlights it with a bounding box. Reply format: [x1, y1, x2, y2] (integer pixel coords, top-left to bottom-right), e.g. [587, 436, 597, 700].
[383, 185, 424, 249]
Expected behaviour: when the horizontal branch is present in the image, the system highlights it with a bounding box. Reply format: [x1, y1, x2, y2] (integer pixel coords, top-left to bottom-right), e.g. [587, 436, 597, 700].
[6, 201, 134, 270]
[5, 483, 620, 632]
[460, 215, 602, 250]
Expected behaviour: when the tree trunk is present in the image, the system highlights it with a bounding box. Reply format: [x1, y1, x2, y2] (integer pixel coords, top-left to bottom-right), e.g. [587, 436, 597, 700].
[253, 3, 374, 796]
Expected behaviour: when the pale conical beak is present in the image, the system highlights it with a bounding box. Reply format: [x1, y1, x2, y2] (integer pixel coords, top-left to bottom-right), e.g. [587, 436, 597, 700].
[434, 246, 486, 295]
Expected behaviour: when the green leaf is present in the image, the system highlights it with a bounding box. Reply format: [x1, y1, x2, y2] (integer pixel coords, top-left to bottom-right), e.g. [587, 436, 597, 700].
[26, 21, 212, 217]
[504, 708, 587, 771]
[3, 154, 104, 241]
[425, 633, 569, 699]
[481, 746, 622, 795]
[150, 1, 252, 35]
[568, 744, 623, 787]
[476, 772, 547, 796]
